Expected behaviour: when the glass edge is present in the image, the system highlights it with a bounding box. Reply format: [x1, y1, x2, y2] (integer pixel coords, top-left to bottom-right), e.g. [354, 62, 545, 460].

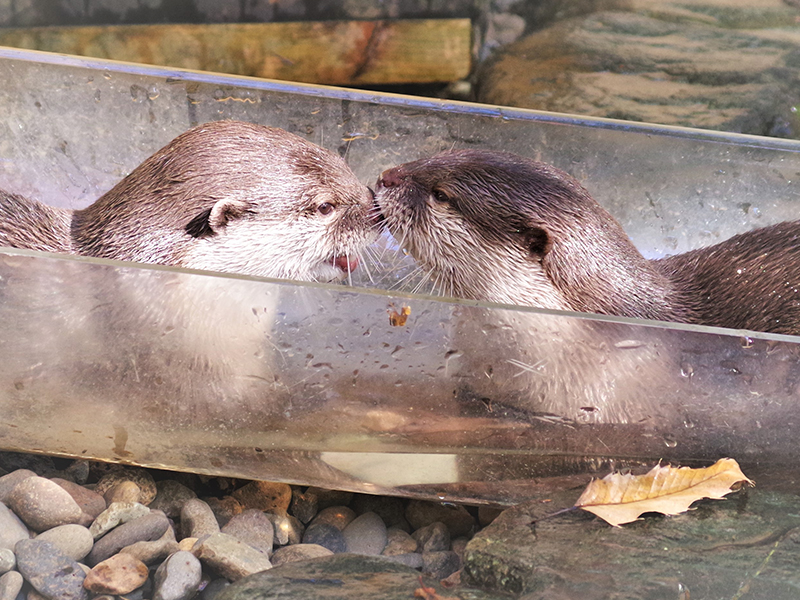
[2, 46, 800, 153]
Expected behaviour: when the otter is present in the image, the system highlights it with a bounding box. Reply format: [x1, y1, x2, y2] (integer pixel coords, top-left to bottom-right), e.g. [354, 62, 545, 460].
[375, 149, 800, 336]
[0, 120, 379, 282]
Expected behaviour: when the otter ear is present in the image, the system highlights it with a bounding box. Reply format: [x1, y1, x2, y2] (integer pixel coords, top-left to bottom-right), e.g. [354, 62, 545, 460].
[185, 200, 250, 238]
[524, 226, 551, 258]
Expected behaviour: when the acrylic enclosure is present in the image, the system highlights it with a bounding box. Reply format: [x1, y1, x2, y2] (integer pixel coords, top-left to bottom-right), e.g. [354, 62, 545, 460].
[0, 47, 799, 505]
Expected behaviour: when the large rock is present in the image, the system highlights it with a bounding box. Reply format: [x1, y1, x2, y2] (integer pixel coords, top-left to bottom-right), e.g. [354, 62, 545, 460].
[477, 0, 800, 137]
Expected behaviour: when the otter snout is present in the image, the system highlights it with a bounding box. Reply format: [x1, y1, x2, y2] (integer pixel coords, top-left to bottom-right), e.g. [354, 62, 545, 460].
[377, 166, 406, 190]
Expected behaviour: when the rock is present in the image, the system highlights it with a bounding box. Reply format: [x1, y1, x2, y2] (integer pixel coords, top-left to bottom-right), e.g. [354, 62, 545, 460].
[178, 538, 198, 552]
[220, 509, 274, 556]
[62, 461, 90, 485]
[352, 494, 409, 532]
[84, 553, 149, 595]
[0, 548, 13, 574]
[35, 524, 93, 562]
[264, 512, 303, 547]
[382, 552, 424, 569]
[103, 481, 142, 505]
[0, 570, 23, 600]
[6, 476, 83, 532]
[0, 470, 36, 503]
[422, 550, 461, 580]
[94, 469, 156, 506]
[382, 528, 418, 556]
[90, 502, 150, 539]
[304, 488, 353, 512]
[215, 554, 505, 600]
[412, 522, 450, 553]
[192, 532, 272, 581]
[451, 537, 469, 560]
[15, 539, 87, 600]
[476, 2, 800, 139]
[203, 496, 243, 528]
[0, 503, 30, 550]
[200, 578, 230, 600]
[405, 501, 475, 538]
[120, 525, 180, 565]
[150, 481, 197, 519]
[301, 523, 346, 554]
[152, 550, 202, 600]
[231, 482, 291, 513]
[342, 512, 387, 555]
[181, 499, 220, 539]
[309, 506, 356, 531]
[87, 511, 170, 566]
[478, 506, 503, 528]
[50, 479, 106, 524]
[270, 544, 333, 567]
[288, 489, 318, 524]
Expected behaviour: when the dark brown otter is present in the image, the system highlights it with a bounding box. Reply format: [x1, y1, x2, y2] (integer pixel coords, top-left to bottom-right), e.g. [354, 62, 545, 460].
[0, 120, 379, 282]
[375, 149, 800, 335]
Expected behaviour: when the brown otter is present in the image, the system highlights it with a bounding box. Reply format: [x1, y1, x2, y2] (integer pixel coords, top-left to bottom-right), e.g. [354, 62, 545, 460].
[0, 120, 379, 282]
[375, 149, 800, 335]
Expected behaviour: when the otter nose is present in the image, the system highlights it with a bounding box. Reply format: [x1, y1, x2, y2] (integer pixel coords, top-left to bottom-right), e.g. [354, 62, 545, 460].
[377, 167, 405, 189]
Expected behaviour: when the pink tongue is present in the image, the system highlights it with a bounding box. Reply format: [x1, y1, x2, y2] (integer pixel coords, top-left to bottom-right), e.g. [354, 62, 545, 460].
[332, 255, 359, 272]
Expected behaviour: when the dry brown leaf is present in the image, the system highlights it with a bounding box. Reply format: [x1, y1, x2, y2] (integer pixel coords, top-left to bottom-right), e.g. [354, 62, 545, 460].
[575, 458, 754, 527]
[388, 304, 411, 326]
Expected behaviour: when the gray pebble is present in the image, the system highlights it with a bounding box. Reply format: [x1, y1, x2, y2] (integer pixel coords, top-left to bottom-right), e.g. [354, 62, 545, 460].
[352, 494, 410, 531]
[94, 469, 156, 506]
[192, 533, 272, 581]
[301, 523, 346, 554]
[264, 512, 303, 546]
[0, 470, 36, 504]
[120, 525, 180, 565]
[50, 479, 106, 525]
[35, 524, 93, 562]
[220, 510, 274, 556]
[87, 511, 170, 566]
[305, 488, 353, 512]
[382, 552, 424, 569]
[89, 502, 149, 539]
[200, 578, 230, 600]
[270, 543, 333, 567]
[289, 489, 318, 525]
[382, 528, 418, 556]
[412, 522, 450, 553]
[150, 481, 197, 519]
[451, 536, 469, 560]
[342, 512, 387, 555]
[422, 550, 461, 579]
[0, 503, 29, 551]
[0, 549, 14, 574]
[0, 570, 23, 600]
[15, 539, 88, 600]
[153, 550, 202, 600]
[181, 499, 220, 539]
[7, 477, 82, 532]
[309, 506, 355, 531]
[406, 500, 475, 538]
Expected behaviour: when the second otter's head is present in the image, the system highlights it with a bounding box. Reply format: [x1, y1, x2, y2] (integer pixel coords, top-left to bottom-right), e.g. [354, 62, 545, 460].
[72, 120, 379, 282]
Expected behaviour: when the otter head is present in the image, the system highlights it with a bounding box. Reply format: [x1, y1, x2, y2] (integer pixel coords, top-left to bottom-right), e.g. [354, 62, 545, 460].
[72, 120, 380, 282]
[375, 149, 674, 319]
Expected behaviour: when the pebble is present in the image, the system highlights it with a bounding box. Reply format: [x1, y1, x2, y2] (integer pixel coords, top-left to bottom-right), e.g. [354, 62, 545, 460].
[103, 481, 142, 505]
[50, 479, 106, 524]
[178, 538, 198, 552]
[0, 503, 29, 550]
[422, 550, 462, 579]
[84, 553, 149, 595]
[412, 521, 450, 553]
[352, 494, 410, 532]
[203, 497, 243, 528]
[0, 469, 36, 503]
[150, 481, 197, 519]
[220, 509, 274, 556]
[451, 536, 469, 560]
[0, 549, 14, 573]
[288, 489, 317, 524]
[342, 512, 387, 555]
[305, 488, 353, 512]
[231, 482, 291, 513]
[382, 552, 424, 569]
[120, 525, 180, 565]
[35, 524, 93, 562]
[382, 528, 418, 556]
[264, 512, 303, 547]
[87, 511, 170, 566]
[89, 502, 149, 539]
[94, 469, 156, 506]
[181, 499, 220, 539]
[192, 533, 272, 581]
[301, 523, 346, 554]
[152, 550, 202, 600]
[7, 476, 83, 532]
[0, 570, 23, 600]
[308, 506, 355, 531]
[478, 506, 503, 527]
[270, 544, 333, 567]
[405, 500, 476, 538]
[15, 539, 88, 600]
[200, 578, 230, 600]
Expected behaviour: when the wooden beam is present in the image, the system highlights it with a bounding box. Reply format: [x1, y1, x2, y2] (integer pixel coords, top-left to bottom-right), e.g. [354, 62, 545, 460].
[0, 19, 472, 85]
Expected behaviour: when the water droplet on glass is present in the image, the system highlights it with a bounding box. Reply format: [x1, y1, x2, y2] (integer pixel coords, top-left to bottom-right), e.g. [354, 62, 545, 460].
[103, 69, 111, 80]
[663, 435, 677, 448]
[147, 86, 160, 100]
[740, 336, 753, 349]
[94, 90, 101, 103]
[614, 340, 643, 349]
[679, 362, 694, 378]
[683, 418, 695, 429]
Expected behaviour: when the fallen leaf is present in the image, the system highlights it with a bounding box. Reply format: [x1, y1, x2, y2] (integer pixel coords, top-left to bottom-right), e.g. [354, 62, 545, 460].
[575, 458, 754, 527]
[388, 304, 411, 326]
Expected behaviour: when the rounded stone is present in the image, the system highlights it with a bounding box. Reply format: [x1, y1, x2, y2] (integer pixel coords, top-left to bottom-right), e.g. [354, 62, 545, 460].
[150, 481, 197, 519]
[231, 482, 291, 513]
[0, 469, 36, 503]
[0, 503, 29, 551]
[220, 509, 274, 556]
[152, 550, 202, 600]
[87, 511, 170, 566]
[192, 533, 272, 581]
[103, 481, 142, 505]
[412, 522, 450, 553]
[342, 512, 387, 555]
[15, 538, 87, 600]
[304, 488, 353, 512]
[84, 553, 149, 595]
[382, 552, 424, 569]
[301, 523, 346, 554]
[7, 476, 83, 532]
[352, 494, 410, 531]
[422, 550, 461, 580]
[200, 578, 230, 600]
[405, 500, 476, 538]
[309, 506, 356, 531]
[270, 544, 333, 567]
[203, 496, 243, 528]
[50, 479, 106, 523]
[180, 499, 220, 539]
[119, 525, 180, 565]
[0, 570, 23, 600]
[35, 524, 94, 562]
[90, 502, 150, 539]
[264, 512, 303, 547]
[94, 469, 156, 506]
[0, 548, 14, 574]
[288, 489, 318, 525]
[382, 528, 418, 556]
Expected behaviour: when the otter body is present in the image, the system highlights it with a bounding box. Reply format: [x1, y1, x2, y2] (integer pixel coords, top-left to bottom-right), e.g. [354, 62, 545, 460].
[375, 149, 800, 335]
[0, 120, 378, 282]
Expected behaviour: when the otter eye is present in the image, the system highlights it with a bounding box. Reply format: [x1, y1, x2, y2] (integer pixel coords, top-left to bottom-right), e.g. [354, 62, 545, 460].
[432, 189, 449, 203]
[317, 202, 335, 215]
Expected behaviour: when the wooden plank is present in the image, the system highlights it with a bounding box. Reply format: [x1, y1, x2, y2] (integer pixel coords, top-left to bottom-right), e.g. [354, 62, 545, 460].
[0, 19, 472, 85]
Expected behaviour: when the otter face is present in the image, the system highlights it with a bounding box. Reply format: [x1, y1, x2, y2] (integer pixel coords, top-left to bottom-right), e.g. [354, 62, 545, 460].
[374, 149, 575, 309]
